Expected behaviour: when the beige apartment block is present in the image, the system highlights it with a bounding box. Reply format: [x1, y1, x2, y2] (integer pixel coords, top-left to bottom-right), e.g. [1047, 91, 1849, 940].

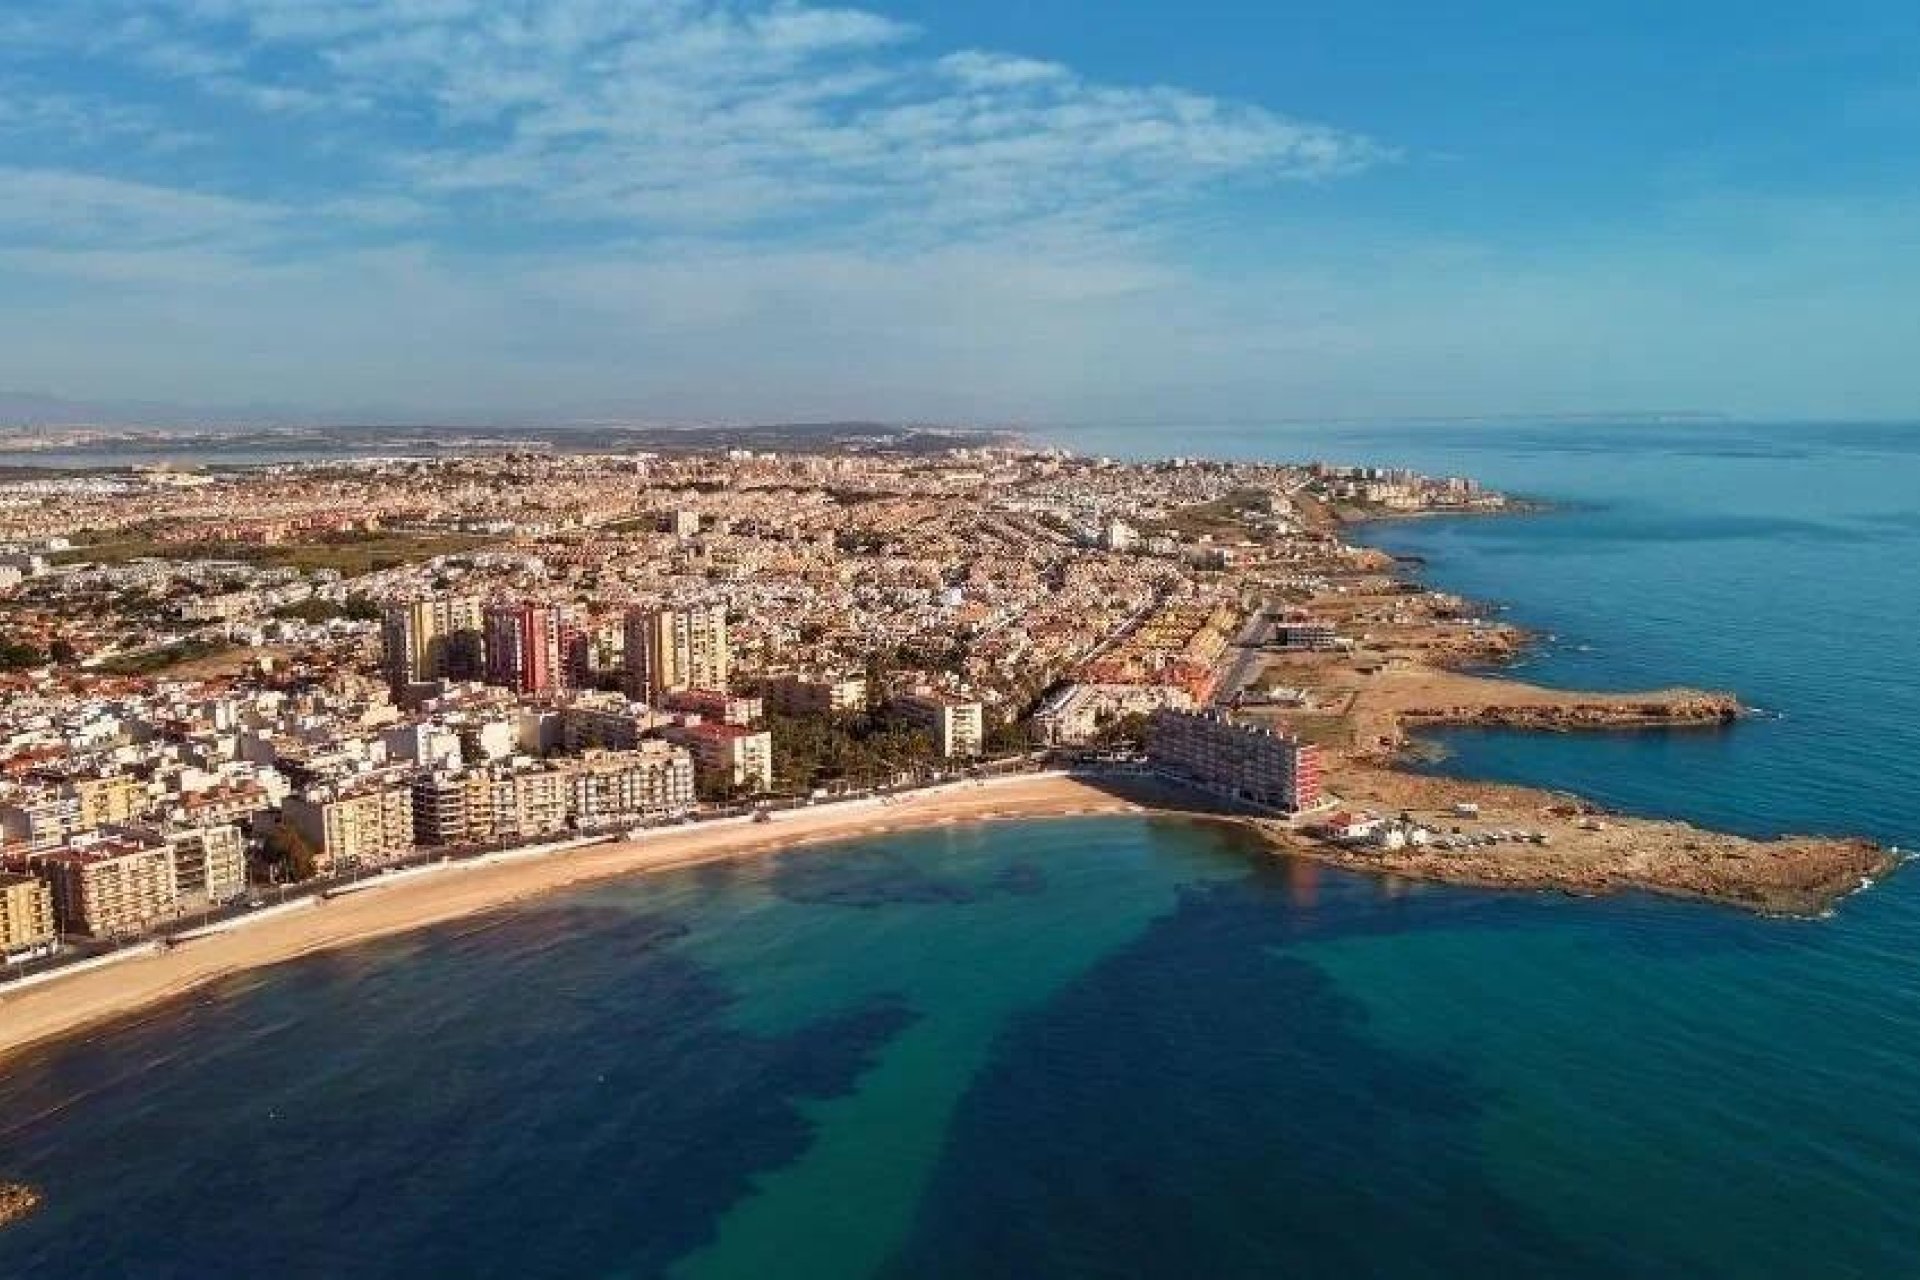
[0, 873, 57, 953]
[36, 836, 182, 938]
[624, 605, 730, 698]
[895, 693, 985, 758]
[283, 778, 416, 872]
[763, 673, 867, 717]
[65, 773, 147, 832]
[664, 723, 774, 793]
[565, 745, 696, 827]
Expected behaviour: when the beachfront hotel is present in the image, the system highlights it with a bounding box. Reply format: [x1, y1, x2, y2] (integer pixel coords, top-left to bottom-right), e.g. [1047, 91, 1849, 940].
[1146, 708, 1325, 813]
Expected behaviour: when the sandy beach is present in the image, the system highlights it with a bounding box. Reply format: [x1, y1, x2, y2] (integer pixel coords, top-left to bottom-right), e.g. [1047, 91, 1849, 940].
[1, 755, 1893, 1070]
[0, 773, 1139, 1066]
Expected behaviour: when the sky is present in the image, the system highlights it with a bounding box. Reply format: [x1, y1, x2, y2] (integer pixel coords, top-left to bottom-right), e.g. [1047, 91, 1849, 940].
[2, 0, 1918, 426]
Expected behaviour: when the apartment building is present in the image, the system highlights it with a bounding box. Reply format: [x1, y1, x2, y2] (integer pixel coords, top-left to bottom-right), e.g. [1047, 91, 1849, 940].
[1273, 618, 1340, 651]
[483, 600, 564, 695]
[761, 672, 867, 717]
[661, 688, 763, 727]
[35, 834, 182, 938]
[623, 605, 730, 698]
[412, 765, 570, 847]
[135, 823, 248, 909]
[566, 745, 696, 828]
[664, 722, 774, 794]
[0, 873, 56, 955]
[282, 776, 416, 872]
[559, 697, 674, 753]
[170, 781, 273, 828]
[382, 597, 484, 690]
[895, 692, 985, 758]
[1145, 708, 1324, 813]
[1030, 682, 1195, 746]
[412, 769, 497, 847]
[62, 772, 148, 832]
[0, 794, 81, 853]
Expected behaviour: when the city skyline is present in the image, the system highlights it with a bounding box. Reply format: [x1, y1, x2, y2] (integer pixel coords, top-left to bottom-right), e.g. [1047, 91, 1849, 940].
[3, 1, 1919, 424]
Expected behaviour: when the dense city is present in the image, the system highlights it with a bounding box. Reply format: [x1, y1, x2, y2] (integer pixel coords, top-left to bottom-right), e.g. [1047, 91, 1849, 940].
[0, 436, 1505, 963]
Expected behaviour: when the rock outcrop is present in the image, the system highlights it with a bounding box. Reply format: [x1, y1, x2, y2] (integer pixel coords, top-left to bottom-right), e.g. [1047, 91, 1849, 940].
[1398, 693, 1741, 731]
[0, 1182, 42, 1230]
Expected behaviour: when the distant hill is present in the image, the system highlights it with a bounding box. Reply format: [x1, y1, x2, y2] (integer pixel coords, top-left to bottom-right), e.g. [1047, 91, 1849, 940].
[0, 411, 1019, 462]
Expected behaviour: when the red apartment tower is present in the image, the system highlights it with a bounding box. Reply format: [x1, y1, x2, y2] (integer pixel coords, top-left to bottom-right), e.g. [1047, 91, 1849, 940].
[483, 601, 564, 695]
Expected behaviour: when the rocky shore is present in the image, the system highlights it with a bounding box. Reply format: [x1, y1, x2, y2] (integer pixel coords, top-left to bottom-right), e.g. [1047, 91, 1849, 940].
[0, 1182, 42, 1230]
[1395, 691, 1741, 733]
[1218, 499, 1899, 915]
[1277, 766, 1897, 916]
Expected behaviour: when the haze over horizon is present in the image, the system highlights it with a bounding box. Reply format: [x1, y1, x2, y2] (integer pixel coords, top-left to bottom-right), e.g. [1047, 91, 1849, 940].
[4, 1, 1918, 425]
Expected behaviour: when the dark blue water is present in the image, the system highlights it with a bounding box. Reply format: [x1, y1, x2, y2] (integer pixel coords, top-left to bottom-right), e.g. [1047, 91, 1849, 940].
[5, 420, 1920, 1278]
[1061, 419, 1920, 846]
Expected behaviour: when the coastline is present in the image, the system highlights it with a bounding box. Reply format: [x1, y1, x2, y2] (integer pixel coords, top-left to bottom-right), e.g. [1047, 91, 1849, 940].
[1269, 765, 1896, 917]
[1, 754, 1885, 1077]
[0, 773, 1144, 1068]
[1221, 496, 1902, 913]
[0, 453, 1899, 1079]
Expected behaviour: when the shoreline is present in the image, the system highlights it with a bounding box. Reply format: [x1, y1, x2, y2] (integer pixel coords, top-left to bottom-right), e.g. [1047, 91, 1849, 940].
[1270, 764, 1896, 918]
[0, 773, 1147, 1068]
[0, 760, 1894, 1075]
[1, 463, 1896, 1076]
[1226, 498, 1902, 912]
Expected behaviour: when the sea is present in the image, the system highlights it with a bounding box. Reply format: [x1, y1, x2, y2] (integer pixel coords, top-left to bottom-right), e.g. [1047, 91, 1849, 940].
[4, 419, 1920, 1278]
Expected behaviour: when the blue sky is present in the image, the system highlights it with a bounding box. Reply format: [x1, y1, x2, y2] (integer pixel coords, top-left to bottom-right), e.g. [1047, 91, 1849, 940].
[2, 0, 1917, 424]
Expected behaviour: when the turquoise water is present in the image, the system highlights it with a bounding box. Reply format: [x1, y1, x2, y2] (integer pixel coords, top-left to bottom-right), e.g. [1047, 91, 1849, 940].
[5, 421, 1920, 1277]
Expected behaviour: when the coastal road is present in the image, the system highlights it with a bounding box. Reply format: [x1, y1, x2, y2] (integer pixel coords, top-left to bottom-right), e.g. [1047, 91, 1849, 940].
[1212, 610, 1272, 707]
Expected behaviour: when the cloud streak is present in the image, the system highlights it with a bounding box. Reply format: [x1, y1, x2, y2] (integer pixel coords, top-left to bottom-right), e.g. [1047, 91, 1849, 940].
[9, 0, 1384, 251]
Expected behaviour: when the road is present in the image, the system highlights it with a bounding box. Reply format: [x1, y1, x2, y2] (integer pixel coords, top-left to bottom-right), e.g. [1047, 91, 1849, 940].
[1211, 608, 1272, 706]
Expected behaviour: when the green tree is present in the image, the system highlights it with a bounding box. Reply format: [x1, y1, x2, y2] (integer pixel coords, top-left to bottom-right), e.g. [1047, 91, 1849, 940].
[261, 823, 321, 882]
[0, 636, 46, 671]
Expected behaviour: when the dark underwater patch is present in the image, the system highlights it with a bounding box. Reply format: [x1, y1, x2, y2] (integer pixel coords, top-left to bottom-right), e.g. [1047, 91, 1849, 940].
[881, 876, 1664, 1278]
[0, 905, 917, 1280]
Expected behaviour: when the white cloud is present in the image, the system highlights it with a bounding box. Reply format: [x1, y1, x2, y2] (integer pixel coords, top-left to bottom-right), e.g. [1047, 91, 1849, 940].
[0, 1, 1423, 419]
[29, 0, 1383, 245]
[0, 167, 277, 246]
[938, 51, 1072, 90]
